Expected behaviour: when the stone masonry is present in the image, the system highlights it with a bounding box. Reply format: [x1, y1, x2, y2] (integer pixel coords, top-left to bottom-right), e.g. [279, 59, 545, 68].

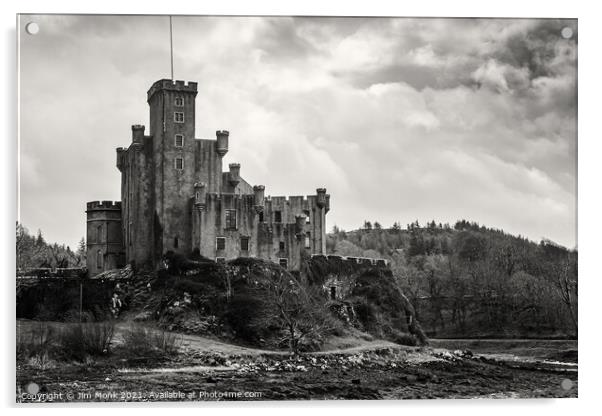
[86, 79, 329, 276]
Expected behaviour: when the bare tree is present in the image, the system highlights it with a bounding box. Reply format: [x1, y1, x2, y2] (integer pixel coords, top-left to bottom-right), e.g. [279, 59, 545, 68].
[261, 272, 337, 353]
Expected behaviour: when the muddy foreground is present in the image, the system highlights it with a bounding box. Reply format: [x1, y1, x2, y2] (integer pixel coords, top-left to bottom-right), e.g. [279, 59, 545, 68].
[17, 340, 577, 402]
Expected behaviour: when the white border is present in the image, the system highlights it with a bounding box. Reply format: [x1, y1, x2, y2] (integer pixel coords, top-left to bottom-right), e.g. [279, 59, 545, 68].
[3, 1, 601, 415]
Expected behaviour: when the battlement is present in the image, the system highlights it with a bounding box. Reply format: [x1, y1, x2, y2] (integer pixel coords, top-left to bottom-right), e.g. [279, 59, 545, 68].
[311, 254, 389, 267]
[147, 79, 199, 102]
[267, 195, 315, 204]
[86, 200, 122, 211]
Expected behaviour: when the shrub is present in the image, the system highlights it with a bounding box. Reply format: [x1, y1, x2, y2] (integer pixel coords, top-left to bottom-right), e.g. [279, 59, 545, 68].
[17, 321, 56, 360]
[389, 330, 418, 346]
[152, 330, 181, 355]
[27, 351, 56, 370]
[58, 322, 114, 361]
[121, 325, 155, 356]
[120, 325, 181, 357]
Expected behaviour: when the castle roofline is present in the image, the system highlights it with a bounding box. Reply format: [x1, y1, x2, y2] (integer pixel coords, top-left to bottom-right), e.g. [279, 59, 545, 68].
[147, 79, 198, 102]
[86, 200, 122, 212]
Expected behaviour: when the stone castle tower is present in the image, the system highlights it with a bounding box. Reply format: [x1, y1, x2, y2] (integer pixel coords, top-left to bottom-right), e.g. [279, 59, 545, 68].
[86, 79, 329, 276]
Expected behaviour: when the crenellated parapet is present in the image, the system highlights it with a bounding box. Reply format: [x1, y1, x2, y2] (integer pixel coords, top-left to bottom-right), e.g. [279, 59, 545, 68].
[86, 201, 122, 212]
[131, 124, 145, 143]
[147, 79, 198, 103]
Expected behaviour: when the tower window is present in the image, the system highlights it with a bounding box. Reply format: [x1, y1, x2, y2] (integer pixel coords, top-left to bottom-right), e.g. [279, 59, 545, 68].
[175, 157, 184, 170]
[175, 134, 184, 147]
[241, 236, 249, 251]
[303, 210, 310, 224]
[174, 112, 184, 123]
[96, 250, 103, 269]
[279, 241, 285, 251]
[274, 211, 282, 223]
[305, 232, 311, 249]
[279, 258, 288, 269]
[216, 237, 226, 251]
[174, 237, 179, 249]
[225, 209, 237, 230]
[258, 211, 264, 222]
[175, 96, 184, 107]
[96, 224, 103, 243]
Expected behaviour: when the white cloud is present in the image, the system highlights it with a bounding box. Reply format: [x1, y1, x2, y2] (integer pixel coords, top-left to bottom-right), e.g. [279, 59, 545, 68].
[18, 16, 577, 248]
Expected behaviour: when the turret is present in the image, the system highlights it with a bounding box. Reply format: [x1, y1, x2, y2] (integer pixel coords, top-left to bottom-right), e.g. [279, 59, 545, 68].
[228, 163, 240, 187]
[131, 124, 145, 143]
[85, 201, 124, 277]
[116, 147, 125, 171]
[316, 188, 327, 208]
[194, 182, 207, 210]
[216, 130, 229, 157]
[253, 185, 265, 213]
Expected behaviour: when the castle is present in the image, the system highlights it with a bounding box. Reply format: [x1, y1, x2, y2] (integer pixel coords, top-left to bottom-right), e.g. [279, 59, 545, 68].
[86, 79, 330, 276]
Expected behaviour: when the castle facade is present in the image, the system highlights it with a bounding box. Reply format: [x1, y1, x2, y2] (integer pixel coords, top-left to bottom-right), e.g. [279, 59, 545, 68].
[86, 79, 329, 276]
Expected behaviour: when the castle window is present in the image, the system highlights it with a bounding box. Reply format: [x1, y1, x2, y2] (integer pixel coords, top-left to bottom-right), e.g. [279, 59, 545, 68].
[96, 250, 103, 269]
[241, 236, 249, 251]
[175, 96, 184, 107]
[279, 241, 285, 251]
[216, 237, 226, 251]
[174, 112, 184, 123]
[305, 232, 311, 249]
[174, 237, 179, 249]
[215, 257, 226, 264]
[225, 209, 237, 230]
[274, 211, 282, 223]
[279, 258, 288, 269]
[96, 224, 103, 243]
[258, 211, 264, 222]
[175, 134, 184, 147]
[330, 286, 337, 300]
[303, 210, 310, 224]
[175, 157, 184, 170]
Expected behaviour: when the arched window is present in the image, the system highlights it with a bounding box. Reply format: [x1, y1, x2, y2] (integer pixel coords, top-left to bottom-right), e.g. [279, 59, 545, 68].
[96, 250, 103, 269]
[96, 224, 103, 243]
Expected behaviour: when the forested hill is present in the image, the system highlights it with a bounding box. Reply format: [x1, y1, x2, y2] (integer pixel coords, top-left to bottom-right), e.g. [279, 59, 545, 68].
[326, 220, 577, 339]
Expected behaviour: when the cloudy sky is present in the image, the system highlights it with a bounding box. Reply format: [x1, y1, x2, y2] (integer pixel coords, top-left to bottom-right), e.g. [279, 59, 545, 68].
[18, 15, 577, 249]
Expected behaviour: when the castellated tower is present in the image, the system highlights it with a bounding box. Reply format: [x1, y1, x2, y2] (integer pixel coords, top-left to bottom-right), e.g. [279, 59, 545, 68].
[89, 79, 330, 274]
[85, 201, 124, 276]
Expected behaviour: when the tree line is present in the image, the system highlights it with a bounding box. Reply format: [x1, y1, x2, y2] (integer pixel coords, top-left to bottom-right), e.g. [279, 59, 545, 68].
[327, 219, 577, 338]
[16, 223, 86, 269]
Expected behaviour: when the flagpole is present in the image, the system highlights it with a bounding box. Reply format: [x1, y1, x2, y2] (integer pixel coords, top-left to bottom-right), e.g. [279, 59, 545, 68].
[169, 16, 174, 80]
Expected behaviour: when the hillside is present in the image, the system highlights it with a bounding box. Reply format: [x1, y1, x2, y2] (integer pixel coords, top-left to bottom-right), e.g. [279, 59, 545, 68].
[326, 220, 577, 339]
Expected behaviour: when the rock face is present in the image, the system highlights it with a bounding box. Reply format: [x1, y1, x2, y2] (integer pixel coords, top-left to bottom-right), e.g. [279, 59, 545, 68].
[303, 256, 428, 345]
[18, 256, 427, 349]
[149, 256, 428, 347]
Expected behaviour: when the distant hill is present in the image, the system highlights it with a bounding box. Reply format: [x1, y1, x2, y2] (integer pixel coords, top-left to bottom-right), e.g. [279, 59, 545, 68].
[326, 219, 577, 339]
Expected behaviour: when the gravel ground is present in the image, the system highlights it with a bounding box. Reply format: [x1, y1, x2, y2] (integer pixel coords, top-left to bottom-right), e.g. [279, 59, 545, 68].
[16, 342, 577, 402]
